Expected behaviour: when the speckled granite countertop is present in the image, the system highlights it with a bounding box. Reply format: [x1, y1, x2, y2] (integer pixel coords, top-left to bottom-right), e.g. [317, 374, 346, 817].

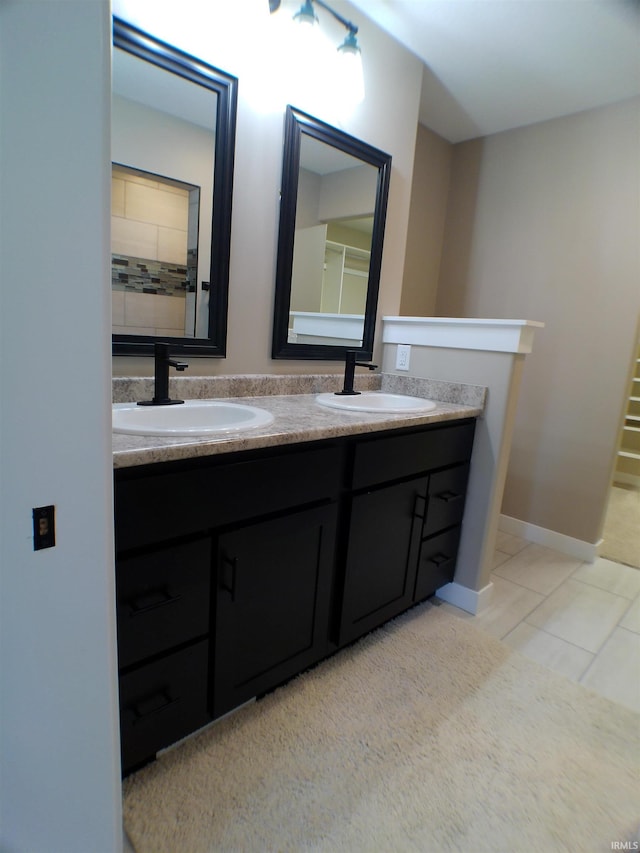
[112, 373, 486, 470]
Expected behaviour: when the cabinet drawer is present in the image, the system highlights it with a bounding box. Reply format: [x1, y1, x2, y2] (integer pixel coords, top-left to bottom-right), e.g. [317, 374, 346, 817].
[352, 421, 475, 489]
[119, 640, 210, 776]
[115, 444, 342, 550]
[414, 527, 462, 601]
[424, 464, 470, 538]
[116, 538, 211, 670]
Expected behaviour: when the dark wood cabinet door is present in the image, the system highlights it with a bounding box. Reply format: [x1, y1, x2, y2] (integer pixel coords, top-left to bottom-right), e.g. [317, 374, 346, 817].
[213, 504, 337, 718]
[339, 476, 427, 646]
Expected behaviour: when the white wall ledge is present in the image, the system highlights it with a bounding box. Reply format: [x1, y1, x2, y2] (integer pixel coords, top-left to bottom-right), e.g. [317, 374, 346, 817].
[290, 311, 364, 341]
[382, 316, 544, 353]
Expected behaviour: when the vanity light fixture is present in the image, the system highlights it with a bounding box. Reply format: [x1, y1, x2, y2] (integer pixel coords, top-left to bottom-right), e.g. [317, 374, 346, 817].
[269, 0, 364, 103]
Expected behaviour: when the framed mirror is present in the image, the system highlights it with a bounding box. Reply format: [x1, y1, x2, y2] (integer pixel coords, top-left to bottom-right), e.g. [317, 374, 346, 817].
[112, 18, 237, 357]
[272, 106, 391, 360]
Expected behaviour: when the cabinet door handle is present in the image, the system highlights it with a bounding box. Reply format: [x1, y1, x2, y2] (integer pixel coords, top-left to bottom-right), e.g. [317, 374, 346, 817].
[127, 588, 182, 617]
[427, 552, 450, 567]
[435, 490, 461, 504]
[220, 554, 238, 602]
[130, 690, 181, 725]
[413, 493, 427, 520]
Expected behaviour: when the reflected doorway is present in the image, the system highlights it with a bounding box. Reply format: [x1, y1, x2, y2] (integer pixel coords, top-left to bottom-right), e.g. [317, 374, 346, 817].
[601, 335, 640, 569]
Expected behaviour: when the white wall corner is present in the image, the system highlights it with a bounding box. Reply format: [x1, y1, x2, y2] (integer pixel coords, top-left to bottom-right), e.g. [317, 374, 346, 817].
[499, 514, 600, 562]
[436, 580, 494, 615]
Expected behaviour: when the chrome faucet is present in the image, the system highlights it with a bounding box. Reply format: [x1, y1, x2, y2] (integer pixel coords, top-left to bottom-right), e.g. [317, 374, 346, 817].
[137, 343, 188, 406]
[336, 350, 378, 396]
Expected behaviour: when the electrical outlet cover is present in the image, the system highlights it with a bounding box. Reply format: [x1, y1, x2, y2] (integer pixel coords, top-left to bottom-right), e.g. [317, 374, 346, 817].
[396, 344, 411, 371]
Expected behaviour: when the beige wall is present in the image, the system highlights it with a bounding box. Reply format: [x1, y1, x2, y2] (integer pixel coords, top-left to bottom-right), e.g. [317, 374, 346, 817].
[400, 124, 452, 316]
[436, 98, 640, 544]
[112, 0, 422, 377]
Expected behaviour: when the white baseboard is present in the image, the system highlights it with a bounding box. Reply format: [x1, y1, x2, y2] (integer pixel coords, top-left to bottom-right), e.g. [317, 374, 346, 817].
[499, 514, 600, 562]
[436, 580, 494, 615]
[613, 473, 640, 489]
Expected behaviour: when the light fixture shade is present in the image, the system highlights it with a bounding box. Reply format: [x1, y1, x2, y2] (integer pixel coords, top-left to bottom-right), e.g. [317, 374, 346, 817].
[293, 0, 318, 27]
[337, 30, 360, 57]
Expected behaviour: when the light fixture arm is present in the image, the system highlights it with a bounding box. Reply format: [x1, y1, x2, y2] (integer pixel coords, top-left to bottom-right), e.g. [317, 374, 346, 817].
[313, 0, 358, 36]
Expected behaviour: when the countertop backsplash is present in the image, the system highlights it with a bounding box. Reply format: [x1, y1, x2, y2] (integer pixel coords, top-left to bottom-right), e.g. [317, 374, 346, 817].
[112, 372, 486, 409]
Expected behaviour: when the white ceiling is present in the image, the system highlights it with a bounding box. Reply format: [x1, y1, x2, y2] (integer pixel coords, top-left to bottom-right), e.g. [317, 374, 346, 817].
[348, 0, 640, 142]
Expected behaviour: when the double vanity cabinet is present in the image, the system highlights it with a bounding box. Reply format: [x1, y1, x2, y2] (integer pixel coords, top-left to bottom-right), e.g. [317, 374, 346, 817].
[114, 416, 475, 775]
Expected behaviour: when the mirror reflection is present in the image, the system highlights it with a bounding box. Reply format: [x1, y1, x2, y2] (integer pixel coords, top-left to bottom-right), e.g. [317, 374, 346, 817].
[289, 134, 378, 347]
[272, 107, 392, 360]
[112, 48, 215, 340]
[112, 19, 237, 357]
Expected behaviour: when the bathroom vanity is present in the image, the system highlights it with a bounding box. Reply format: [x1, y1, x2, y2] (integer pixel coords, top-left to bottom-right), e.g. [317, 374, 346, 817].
[113, 382, 481, 775]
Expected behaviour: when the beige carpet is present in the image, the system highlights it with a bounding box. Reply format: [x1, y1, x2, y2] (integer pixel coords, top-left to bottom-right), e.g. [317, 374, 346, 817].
[601, 485, 640, 569]
[123, 603, 639, 853]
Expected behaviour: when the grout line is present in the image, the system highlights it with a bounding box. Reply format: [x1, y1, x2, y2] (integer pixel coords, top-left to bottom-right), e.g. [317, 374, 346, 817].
[515, 622, 597, 679]
[492, 568, 577, 598]
[578, 653, 600, 684]
[491, 561, 580, 599]
[515, 620, 596, 656]
[495, 554, 639, 604]
[563, 571, 640, 602]
[489, 543, 638, 707]
[515, 572, 601, 647]
[614, 596, 640, 633]
[497, 597, 548, 641]
[522, 566, 639, 662]
[617, 623, 640, 637]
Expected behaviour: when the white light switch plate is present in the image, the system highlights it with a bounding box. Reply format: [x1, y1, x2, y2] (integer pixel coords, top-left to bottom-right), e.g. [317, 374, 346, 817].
[396, 344, 411, 371]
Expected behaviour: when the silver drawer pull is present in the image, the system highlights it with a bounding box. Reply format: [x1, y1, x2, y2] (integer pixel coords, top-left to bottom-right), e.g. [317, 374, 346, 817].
[413, 492, 427, 520]
[128, 588, 182, 617]
[130, 690, 181, 725]
[220, 554, 238, 602]
[435, 490, 461, 503]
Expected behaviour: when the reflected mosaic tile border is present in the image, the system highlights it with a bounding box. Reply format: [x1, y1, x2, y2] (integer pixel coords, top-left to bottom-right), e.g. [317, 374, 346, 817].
[111, 252, 195, 297]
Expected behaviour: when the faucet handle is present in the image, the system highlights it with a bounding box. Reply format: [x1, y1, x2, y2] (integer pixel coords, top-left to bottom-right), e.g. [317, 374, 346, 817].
[353, 350, 377, 370]
[346, 349, 376, 368]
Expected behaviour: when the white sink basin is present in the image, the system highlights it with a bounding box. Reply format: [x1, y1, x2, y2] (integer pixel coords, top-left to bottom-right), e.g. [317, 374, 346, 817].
[113, 400, 274, 436]
[316, 391, 438, 414]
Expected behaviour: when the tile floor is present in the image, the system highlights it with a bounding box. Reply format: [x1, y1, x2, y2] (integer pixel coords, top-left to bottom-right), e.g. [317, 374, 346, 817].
[439, 531, 640, 714]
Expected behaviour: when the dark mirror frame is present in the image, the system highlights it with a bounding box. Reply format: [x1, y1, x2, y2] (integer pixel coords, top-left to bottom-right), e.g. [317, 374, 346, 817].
[112, 17, 238, 357]
[272, 106, 392, 360]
